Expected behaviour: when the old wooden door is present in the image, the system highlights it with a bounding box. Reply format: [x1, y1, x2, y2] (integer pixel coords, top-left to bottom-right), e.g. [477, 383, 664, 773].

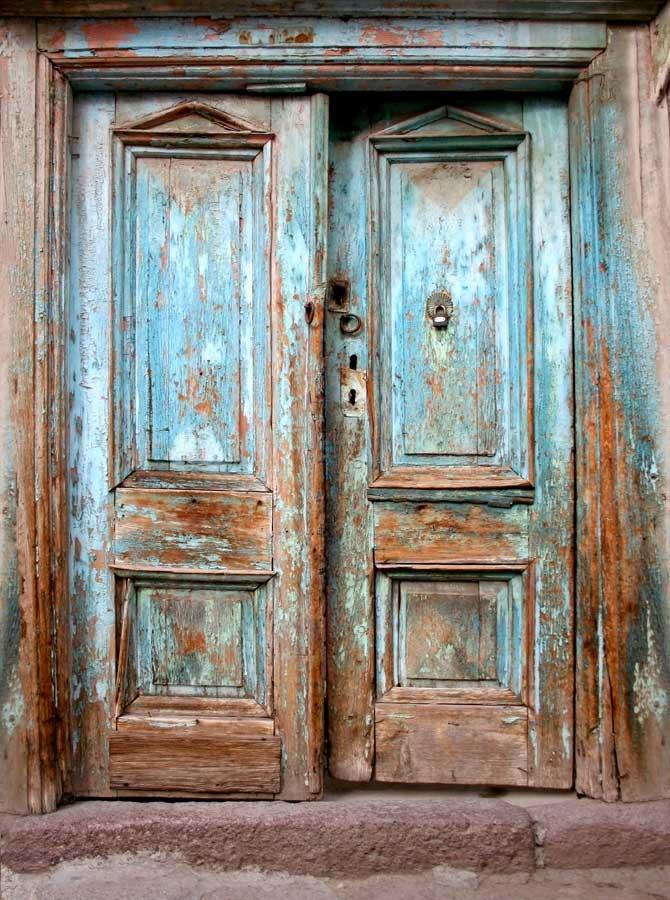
[68, 92, 327, 799]
[326, 96, 574, 787]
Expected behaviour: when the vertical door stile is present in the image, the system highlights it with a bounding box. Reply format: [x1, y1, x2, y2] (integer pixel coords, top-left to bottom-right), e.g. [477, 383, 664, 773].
[271, 94, 329, 800]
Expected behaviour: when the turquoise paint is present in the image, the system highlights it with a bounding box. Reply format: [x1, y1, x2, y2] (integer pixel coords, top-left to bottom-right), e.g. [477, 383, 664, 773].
[114, 116, 272, 482]
[369, 110, 531, 484]
[68, 92, 116, 788]
[39, 17, 607, 59]
[134, 584, 263, 699]
[395, 158, 497, 458]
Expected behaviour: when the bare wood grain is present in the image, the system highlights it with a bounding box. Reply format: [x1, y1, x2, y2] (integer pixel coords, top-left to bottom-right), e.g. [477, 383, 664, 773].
[0, 20, 60, 815]
[381, 686, 520, 705]
[270, 95, 328, 800]
[126, 695, 268, 717]
[570, 25, 670, 801]
[109, 728, 281, 792]
[117, 714, 274, 735]
[114, 489, 272, 571]
[35, 19, 608, 94]
[374, 502, 529, 566]
[375, 702, 528, 786]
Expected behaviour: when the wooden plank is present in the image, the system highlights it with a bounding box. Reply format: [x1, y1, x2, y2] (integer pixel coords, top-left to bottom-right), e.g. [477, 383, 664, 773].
[43, 66, 74, 807]
[36, 17, 609, 52]
[570, 25, 670, 801]
[374, 703, 528, 786]
[522, 96, 575, 789]
[381, 686, 520, 704]
[31, 54, 73, 812]
[68, 91, 117, 797]
[125, 694, 268, 717]
[119, 471, 269, 491]
[109, 728, 281, 792]
[374, 501, 529, 566]
[114, 489, 272, 571]
[0, 20, 61, 815]
[117, 714, 274, 735]
[21, 3, 660, 21]
[325, 99, 377, 782]
[270, 94, 328, 799]
[34, 19, 608, 93]
[371, 467, 530, 489]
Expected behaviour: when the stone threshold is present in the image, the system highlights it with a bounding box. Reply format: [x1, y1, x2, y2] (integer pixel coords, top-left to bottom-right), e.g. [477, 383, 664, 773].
[1, 792, 669, 878]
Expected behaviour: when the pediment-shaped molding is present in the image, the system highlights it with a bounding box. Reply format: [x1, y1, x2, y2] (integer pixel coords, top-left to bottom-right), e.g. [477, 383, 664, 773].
[372, 104, 526, 143]
[114, 100, 271, 138]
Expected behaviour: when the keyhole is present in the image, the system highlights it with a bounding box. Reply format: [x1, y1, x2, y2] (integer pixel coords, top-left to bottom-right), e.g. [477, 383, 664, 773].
[349, 354, 358, 370]
[348, 388, 357, 406]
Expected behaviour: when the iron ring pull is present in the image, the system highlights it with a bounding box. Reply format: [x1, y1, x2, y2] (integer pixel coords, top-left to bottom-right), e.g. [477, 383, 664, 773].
[339, 313, 364, 336]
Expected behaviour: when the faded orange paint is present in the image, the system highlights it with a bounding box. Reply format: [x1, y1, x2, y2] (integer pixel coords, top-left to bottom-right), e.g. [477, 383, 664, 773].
[81, 19, 140, 50]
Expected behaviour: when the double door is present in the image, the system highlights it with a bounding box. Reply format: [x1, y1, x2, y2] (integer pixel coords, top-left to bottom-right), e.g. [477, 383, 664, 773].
[68, 90, 573, 799]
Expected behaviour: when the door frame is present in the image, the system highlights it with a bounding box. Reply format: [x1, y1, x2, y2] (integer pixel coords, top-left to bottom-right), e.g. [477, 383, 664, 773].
[4, 14, 667, 810]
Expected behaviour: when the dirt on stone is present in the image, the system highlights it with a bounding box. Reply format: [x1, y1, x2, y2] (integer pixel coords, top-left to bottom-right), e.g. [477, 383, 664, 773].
[2, 855, 670, 900]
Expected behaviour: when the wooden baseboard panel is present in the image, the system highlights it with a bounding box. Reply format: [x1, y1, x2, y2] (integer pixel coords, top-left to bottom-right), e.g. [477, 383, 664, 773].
[374, 702, 528, 787]
[109, 727, 281, 793]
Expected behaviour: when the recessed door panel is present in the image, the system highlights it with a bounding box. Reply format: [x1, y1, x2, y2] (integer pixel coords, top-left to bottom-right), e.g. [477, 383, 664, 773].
[137, 156, 249, 468]
[393, 159, 498, 459]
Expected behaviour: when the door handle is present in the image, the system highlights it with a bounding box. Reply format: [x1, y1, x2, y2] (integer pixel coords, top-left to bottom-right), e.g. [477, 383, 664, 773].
[426, 290, 453, 329]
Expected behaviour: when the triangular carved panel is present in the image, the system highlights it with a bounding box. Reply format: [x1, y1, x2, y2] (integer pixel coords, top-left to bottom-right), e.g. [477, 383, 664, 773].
[375, 104, 524, 139]
[115, 100, 268, 136]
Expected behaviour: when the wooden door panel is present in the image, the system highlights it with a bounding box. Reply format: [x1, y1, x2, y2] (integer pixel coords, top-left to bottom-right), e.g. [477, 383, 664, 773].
[68, 92, 327, 798]
[112, 100, 272, 486]
[369, 106, 532, 490]
[375, 703, 528, 786]
[373, 501, 530, 566]
[109, 728, 281, 793]
[114, 488, 273, 572]
[376, 570, 528, 703]
[137, 156, 248, 468]
[391, 158, 498, 458]
[326, 96, 574, 788]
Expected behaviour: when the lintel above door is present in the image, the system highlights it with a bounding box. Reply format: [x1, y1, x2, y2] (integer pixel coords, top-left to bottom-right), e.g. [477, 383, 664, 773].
[37, 17, 607, 93]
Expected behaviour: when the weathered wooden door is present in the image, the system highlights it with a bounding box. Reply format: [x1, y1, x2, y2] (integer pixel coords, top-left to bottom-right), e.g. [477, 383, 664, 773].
[326, 96, 574, 787]
[68, 92, 327, 799]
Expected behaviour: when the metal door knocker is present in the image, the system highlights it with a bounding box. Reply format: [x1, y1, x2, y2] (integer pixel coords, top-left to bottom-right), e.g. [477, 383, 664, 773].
[426, 291, 454, 329]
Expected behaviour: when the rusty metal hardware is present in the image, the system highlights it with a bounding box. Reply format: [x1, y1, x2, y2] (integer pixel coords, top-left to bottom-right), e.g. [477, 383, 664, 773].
[326, 276, 350, 311]
[426, 290, 454, 328]
[339, 313, 363, 336]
